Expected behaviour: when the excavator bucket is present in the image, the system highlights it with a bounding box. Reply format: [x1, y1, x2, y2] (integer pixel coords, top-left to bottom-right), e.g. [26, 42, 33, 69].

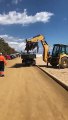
[25, 41, 39, 53]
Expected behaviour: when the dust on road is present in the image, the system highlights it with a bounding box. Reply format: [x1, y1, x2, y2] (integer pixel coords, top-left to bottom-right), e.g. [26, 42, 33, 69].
[0, 58, 68, 120]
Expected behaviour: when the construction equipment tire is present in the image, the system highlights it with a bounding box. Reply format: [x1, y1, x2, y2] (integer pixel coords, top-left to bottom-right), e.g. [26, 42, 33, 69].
[60, 57, 68, 68]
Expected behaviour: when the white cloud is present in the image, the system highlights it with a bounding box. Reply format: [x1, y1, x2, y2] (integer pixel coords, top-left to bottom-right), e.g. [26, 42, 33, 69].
[9, 42, 26, 51]
[0, 9, 54, 25]
[0, 34, 53, 54]
[0, 34, 26, 51]
[12, 0, 22, 5]
[0, 34, 43, 53]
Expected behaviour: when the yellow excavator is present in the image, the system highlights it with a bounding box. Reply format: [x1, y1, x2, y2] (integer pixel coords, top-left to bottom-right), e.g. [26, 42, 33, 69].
[21, 34, 68, 68]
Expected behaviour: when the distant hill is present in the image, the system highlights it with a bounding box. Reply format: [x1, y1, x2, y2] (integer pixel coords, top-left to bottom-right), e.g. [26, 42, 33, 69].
[0, 37, 16, 55]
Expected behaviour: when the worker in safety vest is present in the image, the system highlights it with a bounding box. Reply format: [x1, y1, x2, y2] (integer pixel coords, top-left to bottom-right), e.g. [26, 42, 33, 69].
[0, 53, 7, 77]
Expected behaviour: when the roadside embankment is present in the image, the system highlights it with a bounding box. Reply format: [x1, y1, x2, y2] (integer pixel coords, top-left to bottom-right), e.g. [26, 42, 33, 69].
[36, 57, 68, 90]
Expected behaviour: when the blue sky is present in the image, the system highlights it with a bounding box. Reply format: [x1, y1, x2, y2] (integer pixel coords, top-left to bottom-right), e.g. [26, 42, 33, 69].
[0, 0, 68, 52]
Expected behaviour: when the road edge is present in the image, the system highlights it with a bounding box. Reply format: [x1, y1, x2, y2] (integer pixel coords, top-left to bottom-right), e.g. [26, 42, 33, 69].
[36, 65, 68, 91]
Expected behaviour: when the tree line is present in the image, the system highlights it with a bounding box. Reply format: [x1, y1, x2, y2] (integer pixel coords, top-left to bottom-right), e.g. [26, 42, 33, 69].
[0, 37, 16, 55]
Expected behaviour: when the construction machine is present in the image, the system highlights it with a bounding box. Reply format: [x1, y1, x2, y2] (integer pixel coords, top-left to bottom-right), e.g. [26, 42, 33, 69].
[50, 44, 68, 68]
[21, 40, 37, 66]
[23, 34, 68, 68]
[21, 34, 49, 66]
[21, 52, 36, 66]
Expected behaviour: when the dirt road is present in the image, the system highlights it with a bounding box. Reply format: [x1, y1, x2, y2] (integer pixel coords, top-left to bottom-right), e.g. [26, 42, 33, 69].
[0, 58, 68, 120]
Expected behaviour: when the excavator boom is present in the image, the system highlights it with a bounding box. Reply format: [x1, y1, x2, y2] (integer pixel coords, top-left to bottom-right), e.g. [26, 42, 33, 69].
[21, 34, 49, 66]
[25, 34, 49, 62]
[27, 34, 44, 42]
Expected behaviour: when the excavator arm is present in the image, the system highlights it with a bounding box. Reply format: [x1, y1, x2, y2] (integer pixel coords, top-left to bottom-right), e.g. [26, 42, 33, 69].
[27, 34, 44, 42]
[25, 34, 49, 62]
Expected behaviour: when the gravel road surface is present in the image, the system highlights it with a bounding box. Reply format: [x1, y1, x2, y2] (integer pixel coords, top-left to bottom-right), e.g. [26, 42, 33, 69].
[0, 58, 68, 120]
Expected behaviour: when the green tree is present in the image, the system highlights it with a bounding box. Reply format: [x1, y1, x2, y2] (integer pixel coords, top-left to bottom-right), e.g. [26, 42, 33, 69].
[0, 37, 16, 54]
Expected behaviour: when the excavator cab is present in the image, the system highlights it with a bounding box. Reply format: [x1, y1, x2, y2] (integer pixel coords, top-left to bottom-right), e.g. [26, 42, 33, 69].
[52, 44, 68, 57]
[50, 44, 68, 67]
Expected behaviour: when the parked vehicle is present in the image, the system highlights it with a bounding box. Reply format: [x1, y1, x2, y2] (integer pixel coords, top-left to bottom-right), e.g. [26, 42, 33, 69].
[5, 55, 11, 60]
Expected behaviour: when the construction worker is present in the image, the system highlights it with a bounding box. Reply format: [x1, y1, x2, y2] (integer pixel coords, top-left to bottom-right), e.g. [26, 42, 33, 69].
[0, 53, 7, 77]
